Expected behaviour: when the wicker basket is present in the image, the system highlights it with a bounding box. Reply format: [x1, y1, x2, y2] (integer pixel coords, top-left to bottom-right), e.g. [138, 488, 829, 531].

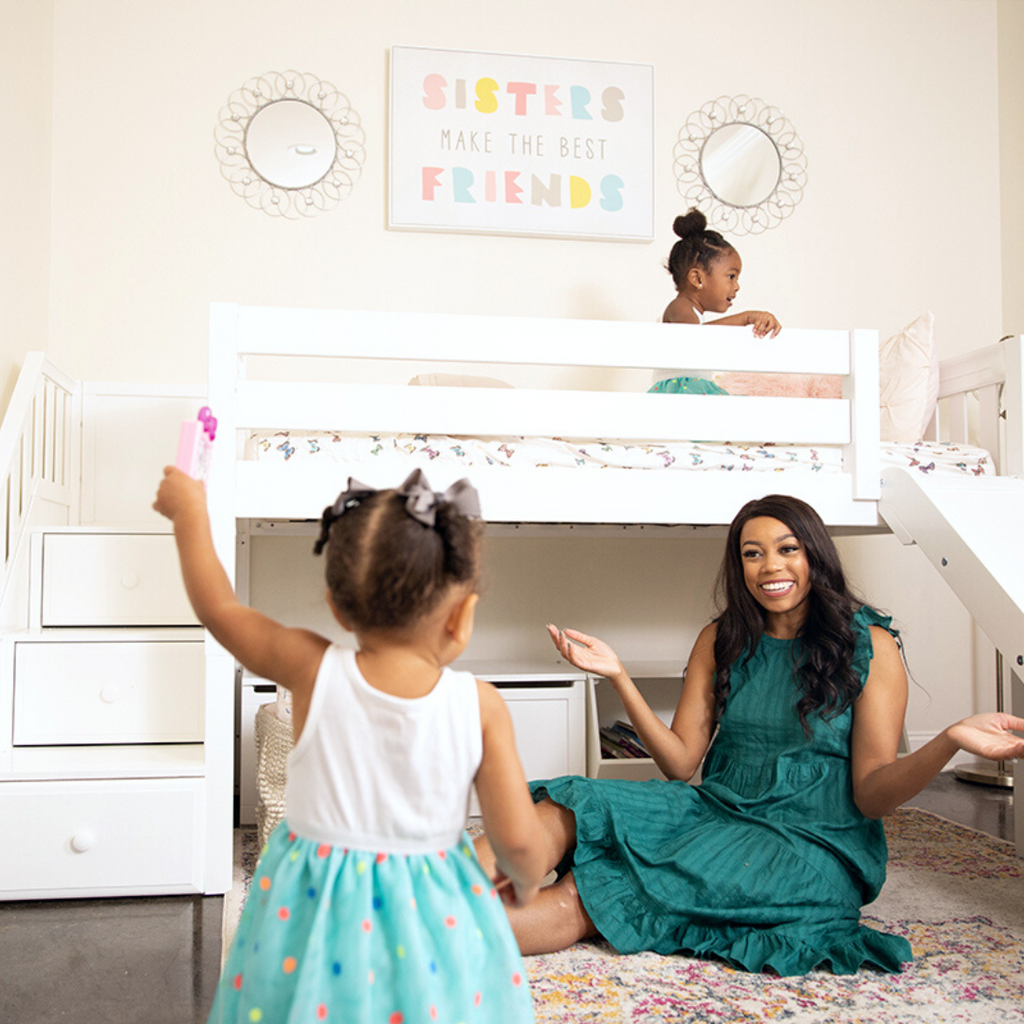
[254, 702, 293, 849]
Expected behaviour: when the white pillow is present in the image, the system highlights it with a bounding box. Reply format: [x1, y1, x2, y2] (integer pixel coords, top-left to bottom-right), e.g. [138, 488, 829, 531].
[408, 373, 512, 388]
[879, 311, 938, 442]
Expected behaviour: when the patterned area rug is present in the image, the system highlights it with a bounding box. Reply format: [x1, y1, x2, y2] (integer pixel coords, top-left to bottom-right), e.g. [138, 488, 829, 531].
[223, 808, 1024, 1022]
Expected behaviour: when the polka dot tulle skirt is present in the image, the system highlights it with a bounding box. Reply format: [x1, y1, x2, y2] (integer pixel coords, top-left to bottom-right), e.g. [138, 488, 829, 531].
[209, 822, 534, 1023]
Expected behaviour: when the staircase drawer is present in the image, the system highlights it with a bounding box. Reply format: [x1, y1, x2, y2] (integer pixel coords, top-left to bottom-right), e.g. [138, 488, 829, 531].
[0, 779, 204, 898]
[41, 533, 197, 626]
[13, 640, 204, 745]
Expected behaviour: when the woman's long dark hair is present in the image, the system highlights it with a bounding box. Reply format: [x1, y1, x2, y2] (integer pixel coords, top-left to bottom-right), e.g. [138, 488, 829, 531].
[712, 495, 864, 735]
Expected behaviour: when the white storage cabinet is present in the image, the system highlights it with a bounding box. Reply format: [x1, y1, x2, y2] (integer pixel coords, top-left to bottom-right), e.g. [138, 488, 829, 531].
[0, 528, 206, 899]
[236, 663, 588, 824]
[462, 662, 587, 816]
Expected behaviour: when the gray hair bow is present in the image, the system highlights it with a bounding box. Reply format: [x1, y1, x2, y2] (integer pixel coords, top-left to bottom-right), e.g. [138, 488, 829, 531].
[314, 469, 481, 553]
[396, 468, 481, 526]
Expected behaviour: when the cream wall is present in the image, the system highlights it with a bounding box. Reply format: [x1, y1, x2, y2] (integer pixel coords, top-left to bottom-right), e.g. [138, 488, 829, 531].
[248, 531, 725, 668]
[247, 524, 984, 758]
[1000, 0, 1024, 334]
[2, 0, 1016, 757]
[0, 0, 53, 411]
[44, 0, 1003, 383]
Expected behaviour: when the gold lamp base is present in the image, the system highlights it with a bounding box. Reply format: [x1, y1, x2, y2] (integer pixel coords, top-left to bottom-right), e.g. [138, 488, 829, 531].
[954, 762, 1014, 788]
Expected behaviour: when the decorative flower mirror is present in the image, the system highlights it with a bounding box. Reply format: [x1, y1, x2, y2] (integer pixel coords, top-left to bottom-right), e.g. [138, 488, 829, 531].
[673, 95, 807, 235]
[215, 71, 366, 218]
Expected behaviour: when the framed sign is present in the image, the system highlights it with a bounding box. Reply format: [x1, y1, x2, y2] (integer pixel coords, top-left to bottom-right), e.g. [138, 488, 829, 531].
[389, 46, 654, 242]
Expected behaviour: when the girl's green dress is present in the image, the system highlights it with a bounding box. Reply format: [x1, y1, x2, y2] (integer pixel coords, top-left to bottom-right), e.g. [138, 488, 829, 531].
[648, 375, 728, 395]
[531, 606, 912, 976]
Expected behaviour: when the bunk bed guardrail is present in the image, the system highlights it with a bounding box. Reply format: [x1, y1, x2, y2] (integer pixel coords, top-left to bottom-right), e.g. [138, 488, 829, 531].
[925, 334, 1024, 476]
[207, 304, 882, 529]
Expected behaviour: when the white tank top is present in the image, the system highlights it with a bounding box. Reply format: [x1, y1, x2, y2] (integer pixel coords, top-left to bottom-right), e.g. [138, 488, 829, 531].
[285, 646, 483, 854]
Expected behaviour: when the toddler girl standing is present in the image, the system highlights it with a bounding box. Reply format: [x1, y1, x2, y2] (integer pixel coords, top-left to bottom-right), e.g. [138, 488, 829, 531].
[653, 208, 782, 395]
[154, 467, 546, 1024]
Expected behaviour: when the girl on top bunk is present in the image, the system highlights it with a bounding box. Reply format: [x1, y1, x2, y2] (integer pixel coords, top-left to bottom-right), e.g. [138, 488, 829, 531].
[653, 207, 783, 395]
[474, 494, 1024, 977]
[154, 466, 546, 1024]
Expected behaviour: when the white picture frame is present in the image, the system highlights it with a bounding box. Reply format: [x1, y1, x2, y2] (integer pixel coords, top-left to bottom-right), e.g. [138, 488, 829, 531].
[389, 46, 654, 242]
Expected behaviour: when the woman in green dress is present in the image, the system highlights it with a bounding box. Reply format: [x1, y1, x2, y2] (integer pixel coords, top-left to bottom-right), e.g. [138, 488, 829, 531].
[475, 494, 1024, 975]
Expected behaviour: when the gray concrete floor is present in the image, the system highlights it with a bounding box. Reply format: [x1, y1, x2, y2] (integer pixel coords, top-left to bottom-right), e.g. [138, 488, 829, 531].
[0, 772, 1014, 1024]
[902, 766, 1015, 843]
[0, 889, 222, 1024]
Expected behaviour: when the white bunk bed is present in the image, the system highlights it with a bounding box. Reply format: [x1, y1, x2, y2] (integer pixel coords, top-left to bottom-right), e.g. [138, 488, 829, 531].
[0, 308, 1019, 901]
[207, 304, 1024, 871]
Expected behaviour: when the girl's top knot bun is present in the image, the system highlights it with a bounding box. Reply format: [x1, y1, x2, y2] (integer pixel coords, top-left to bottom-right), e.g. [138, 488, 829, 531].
[673, 208, 708, 239]
[664, 209, 733, 286]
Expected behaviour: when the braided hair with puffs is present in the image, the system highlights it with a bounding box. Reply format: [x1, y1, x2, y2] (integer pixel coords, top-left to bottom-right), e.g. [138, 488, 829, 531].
[665, 208, 735, 287]
[314, 486, 482, 634]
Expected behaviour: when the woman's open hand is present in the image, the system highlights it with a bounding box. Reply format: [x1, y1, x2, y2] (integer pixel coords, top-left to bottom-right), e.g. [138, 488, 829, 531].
[548, 624, 626, 682]
[947, 712, 1024, 763]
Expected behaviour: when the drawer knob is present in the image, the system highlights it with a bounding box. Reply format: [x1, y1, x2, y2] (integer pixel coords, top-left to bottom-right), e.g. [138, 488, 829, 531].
[71, 829, 96, 853]
[120, 572, 140, 589]
[100, 686, 119, 704]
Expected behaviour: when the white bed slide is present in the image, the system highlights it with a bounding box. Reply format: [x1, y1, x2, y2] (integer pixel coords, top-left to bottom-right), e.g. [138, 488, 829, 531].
[879, 465, 1024, 856]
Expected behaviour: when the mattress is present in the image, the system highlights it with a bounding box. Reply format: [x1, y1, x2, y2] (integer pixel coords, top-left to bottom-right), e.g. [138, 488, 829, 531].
[247, 432, 993, 478]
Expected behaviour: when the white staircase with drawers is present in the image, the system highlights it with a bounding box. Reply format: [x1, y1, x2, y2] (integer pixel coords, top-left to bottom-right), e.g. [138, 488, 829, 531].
[0, 367, 226, 899]
[0, 528, 207, 899]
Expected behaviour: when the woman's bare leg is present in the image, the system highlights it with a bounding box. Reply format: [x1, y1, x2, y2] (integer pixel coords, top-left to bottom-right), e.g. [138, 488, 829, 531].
[473, 797, 577, 880]
[474, 798, 597, 954]
[504, 870, 598, 954]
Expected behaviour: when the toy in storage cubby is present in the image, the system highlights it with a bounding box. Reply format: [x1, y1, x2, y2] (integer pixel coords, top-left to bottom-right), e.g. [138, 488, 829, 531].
[585, 663, 688, 782]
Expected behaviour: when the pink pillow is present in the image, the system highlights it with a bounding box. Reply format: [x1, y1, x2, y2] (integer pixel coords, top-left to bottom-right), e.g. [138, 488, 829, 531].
[714, 373, 842, 399]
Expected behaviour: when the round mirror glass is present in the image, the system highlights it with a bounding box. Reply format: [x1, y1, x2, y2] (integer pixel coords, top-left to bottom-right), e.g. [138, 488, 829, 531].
[700, 123, 781, 208]
[244, 99, 337, 189]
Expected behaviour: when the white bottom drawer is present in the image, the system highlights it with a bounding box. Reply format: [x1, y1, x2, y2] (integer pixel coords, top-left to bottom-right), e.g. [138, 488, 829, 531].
[0, 778, 204, 899]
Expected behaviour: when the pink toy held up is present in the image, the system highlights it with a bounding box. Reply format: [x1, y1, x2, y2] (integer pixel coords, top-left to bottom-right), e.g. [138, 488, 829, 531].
[176, 406, 217, 485]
